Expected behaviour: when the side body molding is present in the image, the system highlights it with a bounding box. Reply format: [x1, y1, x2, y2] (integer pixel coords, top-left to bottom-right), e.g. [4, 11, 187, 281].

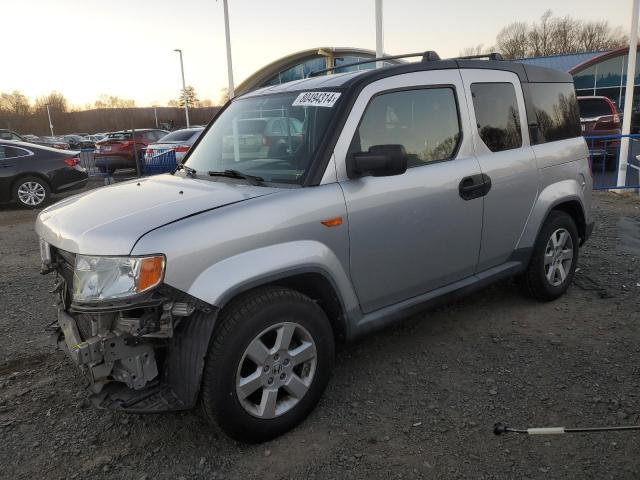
[187, 240, 360, 314]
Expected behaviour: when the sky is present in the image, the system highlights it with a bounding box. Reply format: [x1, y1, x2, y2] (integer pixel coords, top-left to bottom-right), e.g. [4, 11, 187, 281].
[1, 0, 632, 108]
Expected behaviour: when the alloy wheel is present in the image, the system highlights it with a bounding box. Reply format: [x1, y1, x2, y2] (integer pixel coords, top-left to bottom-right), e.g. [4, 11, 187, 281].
[235, 322, 317, 419]
[544, 228, 574, 287]
[17, 181, 46, 206]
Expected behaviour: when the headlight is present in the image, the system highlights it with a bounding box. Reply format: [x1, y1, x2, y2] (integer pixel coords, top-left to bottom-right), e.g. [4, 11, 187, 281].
[73, 255, 165, 303]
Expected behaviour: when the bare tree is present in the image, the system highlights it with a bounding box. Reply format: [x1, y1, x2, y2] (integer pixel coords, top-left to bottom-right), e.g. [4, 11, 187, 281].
[0, 90, 31, 115]
[459, 44, 490, 57]
[496, 22, 529, 59]
[528, 10, 554, 57]
[578, 21, 627, 51]
[548, 16, 581, 55]
[496, 11, 627, 59]
[34, 91, 68, 114]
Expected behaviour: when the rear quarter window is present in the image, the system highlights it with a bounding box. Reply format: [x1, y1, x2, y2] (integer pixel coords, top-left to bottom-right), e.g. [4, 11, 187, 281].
[527, 83, 581, 144]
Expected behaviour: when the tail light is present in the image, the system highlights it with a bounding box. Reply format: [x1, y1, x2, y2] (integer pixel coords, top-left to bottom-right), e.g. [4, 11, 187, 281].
[64, 157, 79, 167]
[613, 113, 620, 124]
[120, 140, 133, 148]
[174, 145, 190, 153]
[262, 136, 272, 146]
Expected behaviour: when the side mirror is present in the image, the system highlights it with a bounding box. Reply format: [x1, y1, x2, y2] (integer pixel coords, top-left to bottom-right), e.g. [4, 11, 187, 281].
[347, 144, 408, 178]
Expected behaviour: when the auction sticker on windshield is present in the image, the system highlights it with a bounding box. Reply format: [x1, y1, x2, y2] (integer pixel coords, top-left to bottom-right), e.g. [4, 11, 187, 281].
[292, 91, 341, 108]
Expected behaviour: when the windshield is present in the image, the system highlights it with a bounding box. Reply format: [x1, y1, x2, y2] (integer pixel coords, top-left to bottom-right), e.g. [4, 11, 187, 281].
[185, 91, 341, 185]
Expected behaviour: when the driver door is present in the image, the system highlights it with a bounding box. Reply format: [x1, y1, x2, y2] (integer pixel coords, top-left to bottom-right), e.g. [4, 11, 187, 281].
[334, 70, 484, 313]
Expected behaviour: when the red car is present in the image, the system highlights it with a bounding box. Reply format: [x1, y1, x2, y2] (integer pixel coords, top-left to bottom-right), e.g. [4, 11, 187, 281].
[94, 129, 168, 174]
[578, 96, 621, 171]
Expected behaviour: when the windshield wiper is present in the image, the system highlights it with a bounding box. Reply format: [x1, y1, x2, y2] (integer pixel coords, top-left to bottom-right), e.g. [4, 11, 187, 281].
[175, 164, 197, 176]
[208, 169, 265, 186]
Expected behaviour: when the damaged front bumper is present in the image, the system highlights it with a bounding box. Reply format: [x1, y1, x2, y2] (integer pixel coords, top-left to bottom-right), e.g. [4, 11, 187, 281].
[51, 288, 218, 413]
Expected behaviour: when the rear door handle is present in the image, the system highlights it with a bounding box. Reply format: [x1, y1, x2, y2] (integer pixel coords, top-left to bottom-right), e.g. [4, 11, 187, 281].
[459, 173, 491, 200]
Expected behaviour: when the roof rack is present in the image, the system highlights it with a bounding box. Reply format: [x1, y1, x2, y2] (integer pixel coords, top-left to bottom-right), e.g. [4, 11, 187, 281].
[455, 52, 504, 61]
[307, 50, 441, 78]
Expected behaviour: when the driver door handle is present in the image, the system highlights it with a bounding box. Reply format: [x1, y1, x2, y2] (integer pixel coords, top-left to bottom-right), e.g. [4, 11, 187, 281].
[459, 173, 491, 200]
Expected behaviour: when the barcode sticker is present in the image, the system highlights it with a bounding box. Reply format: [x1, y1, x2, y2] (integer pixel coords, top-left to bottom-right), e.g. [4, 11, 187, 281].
[292, 91, 341, 108]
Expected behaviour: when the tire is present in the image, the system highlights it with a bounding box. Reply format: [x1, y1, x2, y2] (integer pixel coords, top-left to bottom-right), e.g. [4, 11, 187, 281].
[201, 286, 335, 443]
[519, 210, 579, 301]
[12, 176, 51, 208]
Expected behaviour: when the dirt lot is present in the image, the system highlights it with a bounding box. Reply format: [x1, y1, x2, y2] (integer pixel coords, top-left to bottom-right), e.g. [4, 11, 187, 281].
[1, 189, 640, 480]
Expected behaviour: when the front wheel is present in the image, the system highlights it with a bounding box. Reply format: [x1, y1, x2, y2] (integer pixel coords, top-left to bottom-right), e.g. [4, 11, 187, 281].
[519, 210, 579, 301]
[200, 286, 335, 443]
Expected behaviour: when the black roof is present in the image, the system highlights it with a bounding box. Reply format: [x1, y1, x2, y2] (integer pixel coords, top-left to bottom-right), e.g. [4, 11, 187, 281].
[241, 59, 572, 99]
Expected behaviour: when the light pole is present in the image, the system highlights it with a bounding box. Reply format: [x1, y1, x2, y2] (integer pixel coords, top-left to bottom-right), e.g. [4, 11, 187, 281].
[375, 0, 384, 68]
[46, 105, 54, 137]
[174, 49, 191, 128]
[222, 0, 235, 99]
[617, 0, 639, 190]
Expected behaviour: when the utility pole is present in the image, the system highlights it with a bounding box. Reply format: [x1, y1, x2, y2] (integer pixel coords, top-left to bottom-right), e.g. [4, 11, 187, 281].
[222, 0, 235, 99]
[46, 105, 54, 137]
[174, 49, 191, 128]
[617, 0, 639, 190]
[154, 107, 158, 129]
[375, 0, 384, 68]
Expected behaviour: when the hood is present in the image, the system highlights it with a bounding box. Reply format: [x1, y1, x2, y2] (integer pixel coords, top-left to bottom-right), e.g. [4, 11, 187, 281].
[36, 174, 278, 255]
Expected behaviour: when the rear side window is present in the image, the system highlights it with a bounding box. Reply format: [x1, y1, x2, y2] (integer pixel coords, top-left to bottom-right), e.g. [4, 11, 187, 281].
[528, 83, 581, 144]
[470, 83, 522, 152]
[0, 146, 30, 159]
[578, 98, 616, 118]
[352, 87, 461, 168]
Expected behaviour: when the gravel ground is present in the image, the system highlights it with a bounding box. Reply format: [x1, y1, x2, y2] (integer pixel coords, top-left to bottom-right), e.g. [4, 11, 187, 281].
[1, 188, 640, 480]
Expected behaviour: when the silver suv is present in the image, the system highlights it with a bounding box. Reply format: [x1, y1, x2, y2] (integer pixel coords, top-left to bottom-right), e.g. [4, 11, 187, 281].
[36, 53, 593, 443]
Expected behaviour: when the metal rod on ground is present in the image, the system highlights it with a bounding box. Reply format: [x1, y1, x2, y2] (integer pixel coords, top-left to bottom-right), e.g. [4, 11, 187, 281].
[222, 0, 235, 99]
[494, 423, 640, 436]
[375, 0, 384, 69]
[616, 0, 639, 191]
[46, 105, 54, 137]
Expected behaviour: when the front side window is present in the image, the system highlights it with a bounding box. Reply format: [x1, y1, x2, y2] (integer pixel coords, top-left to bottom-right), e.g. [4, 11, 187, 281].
[185, 91, 340, 185]
[528, 83, 581, 144]
[471, 83, 522, 152]
[351, 87, 461, 168]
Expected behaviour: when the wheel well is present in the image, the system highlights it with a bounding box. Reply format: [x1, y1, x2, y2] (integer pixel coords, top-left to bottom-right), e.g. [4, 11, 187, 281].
[551, 200, 586, 243]
[275, 273, 346, 342]
[229, 273, 346, 343]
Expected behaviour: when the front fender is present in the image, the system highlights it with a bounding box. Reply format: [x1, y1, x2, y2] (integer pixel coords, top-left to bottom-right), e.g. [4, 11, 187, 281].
[186, 240, 360, 314]
[517, 178, 586, 251]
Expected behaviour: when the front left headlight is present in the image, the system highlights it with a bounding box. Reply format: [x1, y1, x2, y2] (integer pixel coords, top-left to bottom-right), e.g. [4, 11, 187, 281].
[73, 254, 165, 303]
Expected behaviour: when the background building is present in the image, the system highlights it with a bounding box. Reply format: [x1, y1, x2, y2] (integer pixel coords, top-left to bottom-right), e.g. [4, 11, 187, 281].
[235, 47, 400, 96]
[518, 47, 640, 117]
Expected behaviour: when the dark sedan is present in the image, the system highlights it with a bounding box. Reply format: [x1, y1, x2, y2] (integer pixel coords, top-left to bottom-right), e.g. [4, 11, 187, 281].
[0, 140, 88, 208]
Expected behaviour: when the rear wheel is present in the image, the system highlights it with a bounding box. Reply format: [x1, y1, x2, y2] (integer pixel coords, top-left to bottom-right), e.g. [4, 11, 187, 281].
[200, 286, 335, 443]
[12, 176, 50, 208]
[519, 211, 579, 301]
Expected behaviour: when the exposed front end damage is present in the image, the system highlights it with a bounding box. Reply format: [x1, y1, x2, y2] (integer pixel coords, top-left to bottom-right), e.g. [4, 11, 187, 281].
[48, 247, 217, 413]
